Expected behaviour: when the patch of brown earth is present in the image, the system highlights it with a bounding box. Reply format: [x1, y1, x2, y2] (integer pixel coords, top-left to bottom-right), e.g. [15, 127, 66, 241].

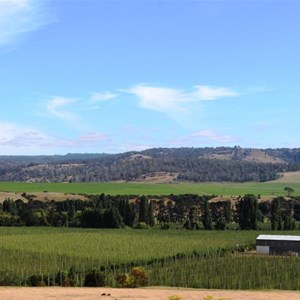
[134, 172, 178, 183]
[0, 192, 88, 203]
[204, 149, 284, 164]
[271, 171, 300, 183]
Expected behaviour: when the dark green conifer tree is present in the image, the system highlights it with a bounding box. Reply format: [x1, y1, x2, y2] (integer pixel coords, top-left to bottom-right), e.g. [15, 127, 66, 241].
[147, 200, 155, 227]
[202, 201, 212, 230]
[138, 196, 148, 223]
[270, 197, 283, 230]
[237, 194, 258, 230]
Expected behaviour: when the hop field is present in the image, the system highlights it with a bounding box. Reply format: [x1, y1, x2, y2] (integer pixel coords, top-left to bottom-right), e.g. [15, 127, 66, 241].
[0, 227, 300, 289]
[0, 227, 257, 274]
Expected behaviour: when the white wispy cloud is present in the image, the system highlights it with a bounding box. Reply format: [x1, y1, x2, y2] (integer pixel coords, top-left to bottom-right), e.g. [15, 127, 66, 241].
[90, 91, 117, 103]
[192, 129, 237, 143]
[120, 143, 152, 152]
[126, 84, 239, 116]
[0, 121, 110, 154]
[168, 129, 238, 147]
[46, 96, 78, 123]
[193, 85, 239, 100]
[79, 132, 109, 143]
[0, 0, 53, 47]
[126, 85, 188, 113]
[0, 122, 50, 154]
[40, 130, 109, 149]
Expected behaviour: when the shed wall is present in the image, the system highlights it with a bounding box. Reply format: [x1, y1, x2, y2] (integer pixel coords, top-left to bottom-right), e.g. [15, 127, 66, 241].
[256, 239, 300, 255]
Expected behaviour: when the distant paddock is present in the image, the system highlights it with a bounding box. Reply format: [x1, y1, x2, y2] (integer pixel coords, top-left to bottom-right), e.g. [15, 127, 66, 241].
[0, 180, 299, 196]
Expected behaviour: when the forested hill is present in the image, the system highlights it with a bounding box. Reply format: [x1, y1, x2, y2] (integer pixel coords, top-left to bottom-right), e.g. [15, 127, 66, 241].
[0, 147, 300, 183]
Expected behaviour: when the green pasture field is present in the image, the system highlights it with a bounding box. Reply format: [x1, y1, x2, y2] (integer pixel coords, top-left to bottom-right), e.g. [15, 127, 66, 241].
[0, 181, 299, 196]
[0, 227, 300, 289]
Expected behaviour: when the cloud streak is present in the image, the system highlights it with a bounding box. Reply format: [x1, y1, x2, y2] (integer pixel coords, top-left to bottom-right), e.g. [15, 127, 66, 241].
[90, 91, 117, 103]
[168, 129, 238, 147]
[192, 129, 237, 143]
[120, 143, 153, 152]
[0, 122, 50, 154]
[126, 84, 239, 117]
[46, 96, 78, 123]
[79, 132, 109, 143]
[0, 0, 53, 47]
[194, 85, 238, 100]
[126, 85, 187, 113]
[0, 122, 110, 154]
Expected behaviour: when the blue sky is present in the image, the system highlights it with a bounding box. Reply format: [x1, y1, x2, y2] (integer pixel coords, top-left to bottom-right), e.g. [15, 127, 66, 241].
[0, 0, 299, 155]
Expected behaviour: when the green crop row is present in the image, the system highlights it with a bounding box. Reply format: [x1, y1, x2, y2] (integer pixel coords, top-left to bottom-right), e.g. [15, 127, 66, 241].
[0, 227, 300, 289]
[148, 254, 300, 290]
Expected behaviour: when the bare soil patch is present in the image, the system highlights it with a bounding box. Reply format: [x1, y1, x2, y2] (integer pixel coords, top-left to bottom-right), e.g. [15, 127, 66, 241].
[273, 171, 300, 183]
[0, 192, 88, 203]
[0, 287, 299, 300]
[134, 172, 178, 183]
[204, 149, 284, 164]
[209, 195, 278, 204]
[0, 192, 28, 203]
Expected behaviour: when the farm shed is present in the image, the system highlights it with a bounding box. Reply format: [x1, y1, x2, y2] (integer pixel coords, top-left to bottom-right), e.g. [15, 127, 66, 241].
[256, 235, 300, 255]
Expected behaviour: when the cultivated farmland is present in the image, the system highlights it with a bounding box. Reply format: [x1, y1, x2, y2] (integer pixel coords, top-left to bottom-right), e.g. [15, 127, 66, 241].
[0, 181, 299, 196]
[0, 227, 300, 289]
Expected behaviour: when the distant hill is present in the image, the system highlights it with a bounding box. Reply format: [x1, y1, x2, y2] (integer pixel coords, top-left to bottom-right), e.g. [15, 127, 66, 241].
[0, 147, 299, 183]
[0, 153, 110, 164]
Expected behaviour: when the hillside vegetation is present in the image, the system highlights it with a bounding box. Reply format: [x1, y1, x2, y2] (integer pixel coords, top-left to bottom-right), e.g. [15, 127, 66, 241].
[0, 147, 300, 183]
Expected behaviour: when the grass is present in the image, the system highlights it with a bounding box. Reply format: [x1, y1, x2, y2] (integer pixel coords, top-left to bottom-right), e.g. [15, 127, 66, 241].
[0, 181, 299, 196]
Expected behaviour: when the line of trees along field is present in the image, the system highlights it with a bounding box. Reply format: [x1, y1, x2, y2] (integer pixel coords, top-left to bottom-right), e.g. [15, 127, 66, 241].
[0, 193, 299, 230]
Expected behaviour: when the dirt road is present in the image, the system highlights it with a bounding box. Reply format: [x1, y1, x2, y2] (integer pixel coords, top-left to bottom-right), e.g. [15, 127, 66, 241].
[0, 287, 299, 300]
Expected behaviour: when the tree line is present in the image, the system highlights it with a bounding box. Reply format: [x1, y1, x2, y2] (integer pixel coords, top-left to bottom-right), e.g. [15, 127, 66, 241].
[0, 193, 299, 230]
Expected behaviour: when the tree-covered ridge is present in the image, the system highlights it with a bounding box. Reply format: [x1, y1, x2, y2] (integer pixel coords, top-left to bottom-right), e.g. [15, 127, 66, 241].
[0, 147, 300, 183]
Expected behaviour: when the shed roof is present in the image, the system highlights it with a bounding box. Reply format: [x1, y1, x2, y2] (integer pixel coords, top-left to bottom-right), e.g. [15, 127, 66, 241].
[257, 235, 300, 242]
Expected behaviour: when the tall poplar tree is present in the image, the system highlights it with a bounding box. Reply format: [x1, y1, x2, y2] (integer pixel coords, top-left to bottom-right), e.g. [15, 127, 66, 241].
[138, 196, 148, 224]
[202, 201, 212, 230]
[237, 194, 258, 230]
[270, 197, 283, 230]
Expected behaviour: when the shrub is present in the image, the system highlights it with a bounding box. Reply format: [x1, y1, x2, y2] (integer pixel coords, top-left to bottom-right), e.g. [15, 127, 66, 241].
[28, 275, 46, 286]
[116, 273, 132, 288]
[68, 265, 82, 287]
[0, 275, 23, 286]
[130, 267, 148, 287]
[160, 223, 170, 230]
[55, 271, 70, 287]
[134, 222, 148, 229]
[84, 269, 105, 287]
[116, 266, 148, 288]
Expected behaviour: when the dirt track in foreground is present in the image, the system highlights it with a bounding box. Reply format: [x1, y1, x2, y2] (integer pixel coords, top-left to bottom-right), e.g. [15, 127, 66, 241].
[0, 287, 300, 300]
